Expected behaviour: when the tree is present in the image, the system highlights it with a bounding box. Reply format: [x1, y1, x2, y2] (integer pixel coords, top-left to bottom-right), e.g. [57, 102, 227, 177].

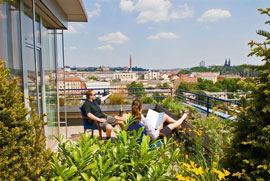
[126, 81, 145, 97]
[0, 59, 52, 180]
[223, 8, 270, 180]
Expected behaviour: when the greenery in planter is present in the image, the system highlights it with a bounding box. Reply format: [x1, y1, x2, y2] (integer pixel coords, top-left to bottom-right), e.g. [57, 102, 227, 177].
[108, 94, 125, 105]
[49, 120, 180, 180]
[162, 97, 200, 121]
[223, 8, 270, 180]
[141, 96, 157, 104]
[0, 58, 52, 180]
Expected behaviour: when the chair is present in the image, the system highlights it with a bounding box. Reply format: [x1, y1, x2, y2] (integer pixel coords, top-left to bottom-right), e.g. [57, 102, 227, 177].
[79, 107, 102, 140]
[127, 121, 162, 147]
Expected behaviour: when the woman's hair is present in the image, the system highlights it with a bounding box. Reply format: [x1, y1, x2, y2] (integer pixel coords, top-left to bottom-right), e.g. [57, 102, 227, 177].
[131, 99, 142, 123]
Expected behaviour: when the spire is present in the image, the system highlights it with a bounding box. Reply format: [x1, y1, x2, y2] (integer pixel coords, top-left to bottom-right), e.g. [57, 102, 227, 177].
[228, 58, 231, 66]
[224, 58, 227, 66]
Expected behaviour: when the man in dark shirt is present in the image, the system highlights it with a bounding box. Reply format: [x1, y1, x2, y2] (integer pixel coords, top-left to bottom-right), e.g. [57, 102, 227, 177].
[82, 90, 124, 139]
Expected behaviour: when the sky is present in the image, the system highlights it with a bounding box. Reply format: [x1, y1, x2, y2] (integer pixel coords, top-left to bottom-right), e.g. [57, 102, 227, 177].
[63, 0, 270, 69]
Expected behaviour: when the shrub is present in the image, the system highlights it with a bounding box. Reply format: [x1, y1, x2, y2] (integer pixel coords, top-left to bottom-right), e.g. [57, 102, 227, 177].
[0, 58, 52, 180]
[49, 120, 180, 180]
[223, 8, 270, 180]
[141, 96, 157, 104]
[109, 94, 125, 105]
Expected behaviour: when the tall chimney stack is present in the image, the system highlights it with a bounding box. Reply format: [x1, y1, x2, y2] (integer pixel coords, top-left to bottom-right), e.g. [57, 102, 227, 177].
[130, 55, 132, 72]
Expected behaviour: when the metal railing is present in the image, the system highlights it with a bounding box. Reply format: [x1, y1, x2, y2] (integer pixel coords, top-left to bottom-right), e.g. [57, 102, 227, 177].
[175, 89, 241, 118]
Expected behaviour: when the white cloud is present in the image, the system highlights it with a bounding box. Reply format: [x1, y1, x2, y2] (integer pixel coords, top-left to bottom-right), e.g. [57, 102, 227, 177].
[96, 44, 114, 50]
[88, 3, 101, 19]
[148, 32, 179, 40]
[197, 9, 231, 22]
[98, 32, 129, 44]
[119, 0, 193, 23]
[65, 25, 77, 34]
[120, 0, 135, 12]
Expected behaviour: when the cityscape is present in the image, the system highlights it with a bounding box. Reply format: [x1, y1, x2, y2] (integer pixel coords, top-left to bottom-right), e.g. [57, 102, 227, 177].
[0, 0, 269, 180]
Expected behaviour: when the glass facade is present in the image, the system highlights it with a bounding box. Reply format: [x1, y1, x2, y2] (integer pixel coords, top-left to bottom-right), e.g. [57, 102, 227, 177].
[0, 0, 68, 148]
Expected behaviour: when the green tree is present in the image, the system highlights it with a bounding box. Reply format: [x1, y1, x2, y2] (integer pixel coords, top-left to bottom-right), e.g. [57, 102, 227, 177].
[224, 8, 270, 180]
[0, 59, 52, 180]
[127, 81, 145, 97]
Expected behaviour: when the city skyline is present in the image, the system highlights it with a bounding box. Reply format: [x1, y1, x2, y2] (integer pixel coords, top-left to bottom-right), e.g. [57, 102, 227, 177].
[64, 0, 269, 69]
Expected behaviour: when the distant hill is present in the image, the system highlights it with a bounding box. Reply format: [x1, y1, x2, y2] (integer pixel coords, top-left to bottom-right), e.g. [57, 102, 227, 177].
[179, 65, 258, 77]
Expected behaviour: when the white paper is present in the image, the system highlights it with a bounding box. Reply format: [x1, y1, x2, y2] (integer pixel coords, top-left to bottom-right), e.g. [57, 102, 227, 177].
[146, 109, 164, 129]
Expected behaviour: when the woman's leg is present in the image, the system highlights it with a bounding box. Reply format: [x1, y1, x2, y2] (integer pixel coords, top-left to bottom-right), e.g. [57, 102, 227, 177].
[158, 114, 177, 130]
[167, 113, 188, 130]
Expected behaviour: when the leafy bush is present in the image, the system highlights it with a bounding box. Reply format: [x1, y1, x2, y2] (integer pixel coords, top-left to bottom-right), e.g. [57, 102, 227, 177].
[49, 121, 180, 180]
[141, 96, 157, 104]
[109, 94, 125, 105]
[223, 8, 270, 180]
[0, 58, 52, 180]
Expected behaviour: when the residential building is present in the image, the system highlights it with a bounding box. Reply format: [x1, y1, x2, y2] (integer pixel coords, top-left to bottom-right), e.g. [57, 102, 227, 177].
[144, 71, 160, 80]
[0, 0, 87, 148]
[191, 72, 220, 83]
[59, 77, 86, 95]
[204, 91, 228, 100]
[113, 72, 138, 81]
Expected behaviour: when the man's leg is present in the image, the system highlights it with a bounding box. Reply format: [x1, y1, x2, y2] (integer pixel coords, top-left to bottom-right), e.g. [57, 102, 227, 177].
[117, 121, 124, 130]
[105, 124, 113, 139]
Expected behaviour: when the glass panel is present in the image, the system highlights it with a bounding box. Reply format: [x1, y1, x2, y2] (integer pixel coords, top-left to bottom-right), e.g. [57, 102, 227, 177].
[0, 3, 9, 62]
[42, 26, 58, 148]
[25, 45, 38, 112]
[23, 1, 34, 45]
[9, 1, 23, 90]
[35, 14, 41, 45]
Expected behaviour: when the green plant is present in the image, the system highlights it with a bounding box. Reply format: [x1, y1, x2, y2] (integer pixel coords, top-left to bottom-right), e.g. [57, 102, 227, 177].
[49, 119, 180, 180]
[0, 58, 52, 180]
[109, 94, 125, 105]
[141, 96, 156, 104]
[223, 8, 270, 180]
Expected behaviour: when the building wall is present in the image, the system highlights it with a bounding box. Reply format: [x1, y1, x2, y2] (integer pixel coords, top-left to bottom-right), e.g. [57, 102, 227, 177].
[0, 0, 72, 148]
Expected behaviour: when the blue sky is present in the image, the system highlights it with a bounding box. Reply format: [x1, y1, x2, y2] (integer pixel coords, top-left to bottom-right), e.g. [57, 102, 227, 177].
[64, 0, 269, 69]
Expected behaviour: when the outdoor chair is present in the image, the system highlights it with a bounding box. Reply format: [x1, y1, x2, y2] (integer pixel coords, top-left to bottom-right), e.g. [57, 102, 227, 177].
[79, 107, 102, 140]
[127, 121, 162, 147]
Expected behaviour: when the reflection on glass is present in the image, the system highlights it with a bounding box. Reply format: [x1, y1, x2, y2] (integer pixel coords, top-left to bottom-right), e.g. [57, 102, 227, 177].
[43, 26, 58, 148]
[23, 2, 34, 45]
[0, 3, 9, 61]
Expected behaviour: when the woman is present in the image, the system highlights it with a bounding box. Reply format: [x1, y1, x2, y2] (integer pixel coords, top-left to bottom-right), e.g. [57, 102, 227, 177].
[131, 99, 188, 140]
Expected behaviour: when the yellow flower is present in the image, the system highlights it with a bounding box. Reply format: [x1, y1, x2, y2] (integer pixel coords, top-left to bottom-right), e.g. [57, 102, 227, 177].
[213, 162, 217, 167]
[194, 167, 203, 176]
[176, 174, 186, 181]
[185, 154, 188, 159]
[223, 169, 230, 177]
[205, 167, 210, 173]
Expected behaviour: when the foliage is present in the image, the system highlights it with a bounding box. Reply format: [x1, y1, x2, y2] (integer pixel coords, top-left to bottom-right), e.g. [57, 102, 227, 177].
[162, 97, 199, 121]
[0, 0, 13, 7]
[88, 76, 97, 81]
[109, 94, 125, 105]
[0, 58, 52, 180]
[126, 81, 145, 97]
[223, 8, 270, 180]
[49, 120, 180, 180]
[141, 96, 157, 104]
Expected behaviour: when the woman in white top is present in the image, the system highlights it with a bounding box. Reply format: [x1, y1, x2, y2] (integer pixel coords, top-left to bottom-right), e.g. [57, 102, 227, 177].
[131, 99, 188, 140]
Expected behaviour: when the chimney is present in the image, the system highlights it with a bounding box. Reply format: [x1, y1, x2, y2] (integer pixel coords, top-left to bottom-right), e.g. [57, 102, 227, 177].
[130, 55, 132, 72]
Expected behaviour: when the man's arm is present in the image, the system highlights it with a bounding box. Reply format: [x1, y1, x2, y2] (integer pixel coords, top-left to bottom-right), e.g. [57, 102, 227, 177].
[100, 92, 112, 102]
[87, 113, 106, 123]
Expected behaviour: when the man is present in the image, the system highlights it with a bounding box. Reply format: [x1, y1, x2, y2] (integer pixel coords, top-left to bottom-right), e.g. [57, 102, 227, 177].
[82, 90, 124, 140]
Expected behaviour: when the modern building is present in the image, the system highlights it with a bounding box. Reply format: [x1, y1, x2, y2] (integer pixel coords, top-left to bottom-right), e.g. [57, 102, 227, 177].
[0, 0, 87, 148]
[199, 61, 205, 67]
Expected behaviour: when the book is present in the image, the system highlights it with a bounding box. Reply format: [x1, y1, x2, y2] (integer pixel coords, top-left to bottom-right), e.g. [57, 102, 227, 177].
[146, 109, 164, 129]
